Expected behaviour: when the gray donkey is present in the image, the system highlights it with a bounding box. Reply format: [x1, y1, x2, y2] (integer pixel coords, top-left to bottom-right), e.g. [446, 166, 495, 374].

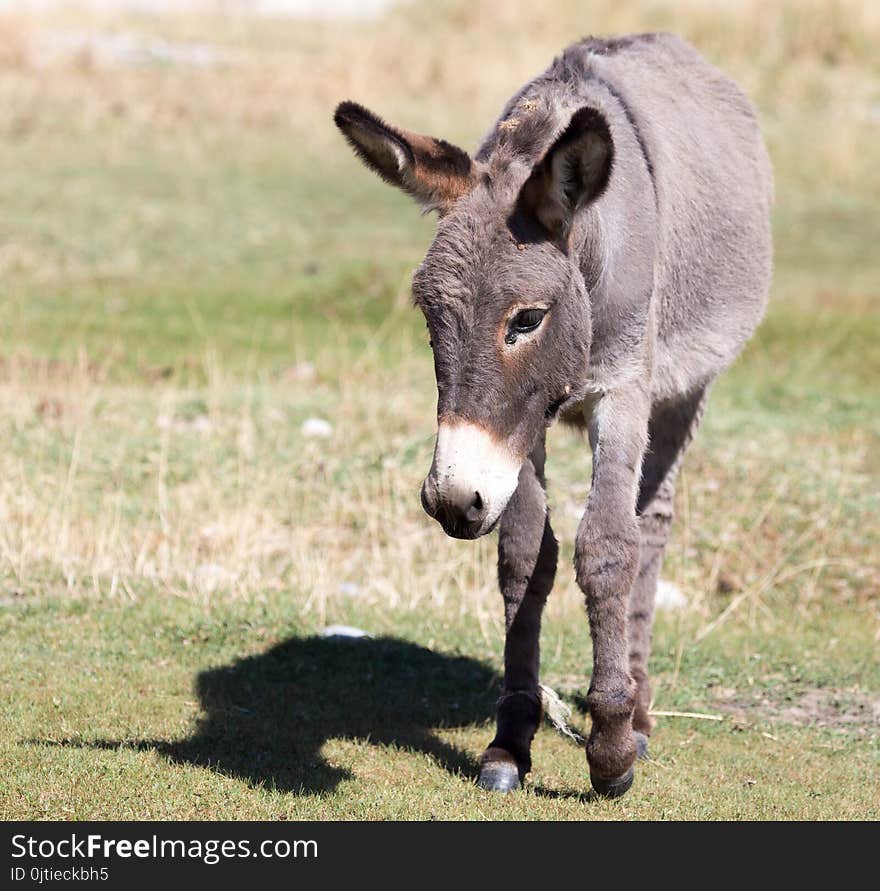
[334, 32, 772, 799]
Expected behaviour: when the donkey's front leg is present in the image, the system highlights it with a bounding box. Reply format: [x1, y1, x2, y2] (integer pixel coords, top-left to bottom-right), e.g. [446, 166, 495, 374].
[478, 439, 558, 792]
[576, 386, 650, 798]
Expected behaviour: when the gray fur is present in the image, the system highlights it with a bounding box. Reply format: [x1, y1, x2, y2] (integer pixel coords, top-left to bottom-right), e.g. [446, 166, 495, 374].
[334, 32, 772, 797]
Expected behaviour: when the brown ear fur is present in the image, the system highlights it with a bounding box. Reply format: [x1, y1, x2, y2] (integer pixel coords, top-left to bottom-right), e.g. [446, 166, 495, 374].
[519, 106, 614, 240]
[334, 100, 477, 213]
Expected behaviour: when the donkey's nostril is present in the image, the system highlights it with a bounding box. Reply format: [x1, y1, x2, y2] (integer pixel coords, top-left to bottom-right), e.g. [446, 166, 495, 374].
[464, 491, 485, 524]
[430, 484, 490, 539]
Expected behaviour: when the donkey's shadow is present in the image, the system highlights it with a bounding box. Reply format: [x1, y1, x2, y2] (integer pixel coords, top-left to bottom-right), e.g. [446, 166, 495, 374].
[71, 636, 499, 794]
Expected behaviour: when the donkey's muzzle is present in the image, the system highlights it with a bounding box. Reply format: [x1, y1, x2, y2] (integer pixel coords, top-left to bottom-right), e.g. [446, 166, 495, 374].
[421, 477, 488, 540]
[420, 420, 522, 540]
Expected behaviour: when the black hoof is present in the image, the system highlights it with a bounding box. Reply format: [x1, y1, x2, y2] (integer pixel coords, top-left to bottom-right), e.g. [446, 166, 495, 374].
[635, 731, 650, 760]
[477, 761, 521, 793]
[590, 766, 634, 799]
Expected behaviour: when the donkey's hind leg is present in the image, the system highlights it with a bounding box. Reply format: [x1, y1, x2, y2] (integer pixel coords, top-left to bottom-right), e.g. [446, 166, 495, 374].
[629, 389, 708, 757]
[478, 436, 558, 792]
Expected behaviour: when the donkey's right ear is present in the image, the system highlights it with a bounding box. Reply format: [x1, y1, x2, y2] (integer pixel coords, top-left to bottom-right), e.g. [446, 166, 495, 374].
[334, 101, 477, 214]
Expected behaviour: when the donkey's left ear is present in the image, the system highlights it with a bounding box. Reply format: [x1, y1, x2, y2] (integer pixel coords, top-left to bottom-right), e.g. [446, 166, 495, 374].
[334, 100, 477, 214]
[519, 106, 614, 240]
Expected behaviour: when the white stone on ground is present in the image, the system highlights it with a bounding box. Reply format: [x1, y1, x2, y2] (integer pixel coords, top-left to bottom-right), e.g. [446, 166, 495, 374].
[301, 417, 332, 438]
[655, 579, 688, 611]
[322, 625, 371, 639]
[194, 563, 229, 595]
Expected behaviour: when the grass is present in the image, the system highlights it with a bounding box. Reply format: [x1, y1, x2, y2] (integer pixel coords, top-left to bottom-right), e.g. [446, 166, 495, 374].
[0, 0, 878, 820]
[2, 595, 877, 820]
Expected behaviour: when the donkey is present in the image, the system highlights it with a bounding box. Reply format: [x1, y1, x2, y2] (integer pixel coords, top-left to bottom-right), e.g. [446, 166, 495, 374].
[334, 32, 772, 798]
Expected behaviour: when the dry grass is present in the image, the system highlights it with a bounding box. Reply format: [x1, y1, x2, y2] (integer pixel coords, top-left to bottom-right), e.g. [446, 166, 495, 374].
[2, 1, 878, 174]
[0, 338, 876, 637]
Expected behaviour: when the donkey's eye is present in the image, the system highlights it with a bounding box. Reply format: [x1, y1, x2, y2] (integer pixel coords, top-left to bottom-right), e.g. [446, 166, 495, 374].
[510, 308, 547, 335]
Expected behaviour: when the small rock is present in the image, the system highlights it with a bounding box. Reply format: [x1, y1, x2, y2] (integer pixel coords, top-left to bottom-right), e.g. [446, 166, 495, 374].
[191, 415, 214, 435]
[194, 563, 229, 595]
[301, 417, 332, 438]
[321, 625, 371, 639]
[655, 579, 688, 611]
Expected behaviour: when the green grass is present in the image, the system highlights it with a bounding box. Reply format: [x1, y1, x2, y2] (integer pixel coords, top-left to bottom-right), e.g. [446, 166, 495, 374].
[2, 594, 877, 820]
[0, 1, 878, 820]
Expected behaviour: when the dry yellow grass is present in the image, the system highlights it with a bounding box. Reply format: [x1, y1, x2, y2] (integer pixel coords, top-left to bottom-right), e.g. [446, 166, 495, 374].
[1, 1, 878, 177]
[0, 345, 875, 633]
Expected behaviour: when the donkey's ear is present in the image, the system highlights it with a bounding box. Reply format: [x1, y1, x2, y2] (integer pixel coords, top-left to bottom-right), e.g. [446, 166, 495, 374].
[519, 106, 614, 240]
[334, 100, 477, 214]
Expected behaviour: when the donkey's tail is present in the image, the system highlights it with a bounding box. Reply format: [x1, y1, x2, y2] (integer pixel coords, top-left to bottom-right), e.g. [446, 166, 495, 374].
[539, 684, 586, 747]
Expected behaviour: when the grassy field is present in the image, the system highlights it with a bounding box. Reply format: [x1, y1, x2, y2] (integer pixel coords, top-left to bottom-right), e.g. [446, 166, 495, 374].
[0, 0, 877, 820]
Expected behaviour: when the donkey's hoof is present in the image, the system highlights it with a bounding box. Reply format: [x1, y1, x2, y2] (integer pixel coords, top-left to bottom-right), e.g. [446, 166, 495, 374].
[477, 762, 521, 792]
[590, 766, 634, 799]
[477, 747, 522, 793]
[634, 731, 650, 760]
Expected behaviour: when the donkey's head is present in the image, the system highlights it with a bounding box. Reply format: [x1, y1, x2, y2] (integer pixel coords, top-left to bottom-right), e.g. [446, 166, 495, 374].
[334, 101, 613, 538]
